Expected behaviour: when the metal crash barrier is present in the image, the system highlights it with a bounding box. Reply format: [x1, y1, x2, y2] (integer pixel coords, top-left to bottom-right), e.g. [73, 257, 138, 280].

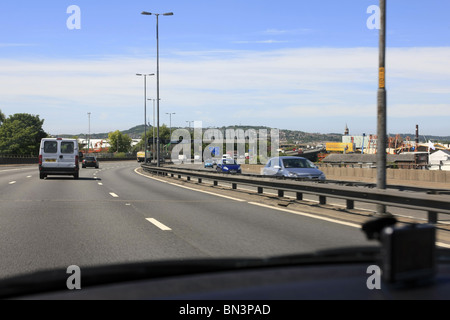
[141, 164, 450, 224]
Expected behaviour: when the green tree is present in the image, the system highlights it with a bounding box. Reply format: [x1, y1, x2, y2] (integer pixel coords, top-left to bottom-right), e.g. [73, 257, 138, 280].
[108, 130, 132, 153]
[0, 113, 48, 155]
[134, 124, 171, 152]
[0, 109, 5, 126]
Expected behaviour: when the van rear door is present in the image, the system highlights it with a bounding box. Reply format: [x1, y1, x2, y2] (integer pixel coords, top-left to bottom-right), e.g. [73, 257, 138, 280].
[58, 140, 77, 168]
[41, 140, 59, 168]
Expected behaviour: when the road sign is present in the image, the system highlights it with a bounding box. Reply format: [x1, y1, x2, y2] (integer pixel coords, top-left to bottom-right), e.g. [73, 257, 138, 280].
[209, 147, 220, 156]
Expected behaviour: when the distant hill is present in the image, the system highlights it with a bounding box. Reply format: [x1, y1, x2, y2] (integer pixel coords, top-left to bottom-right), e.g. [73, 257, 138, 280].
[57, 125, 148, 140]
[57, 125, 450, 144]
[120, 125, 147, 139]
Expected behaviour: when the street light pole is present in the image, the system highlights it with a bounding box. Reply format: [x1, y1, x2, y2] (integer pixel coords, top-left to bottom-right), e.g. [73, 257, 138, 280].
[137, 73, 155, 163]
[148, 98, 161, 163]
[87, 112, 91, 153]
[186, 120, 194, 159]
[376, 0, 389, 216]
[166, 112, 175, 140]
[186, 121, 194, 133]
[148, 99, 156, 163]
[142, 11, 173, 167]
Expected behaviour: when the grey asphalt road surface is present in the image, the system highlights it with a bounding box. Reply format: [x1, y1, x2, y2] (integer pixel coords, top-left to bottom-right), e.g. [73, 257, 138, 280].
[169, 163, 450, 224]
[0, 162, 373, 280]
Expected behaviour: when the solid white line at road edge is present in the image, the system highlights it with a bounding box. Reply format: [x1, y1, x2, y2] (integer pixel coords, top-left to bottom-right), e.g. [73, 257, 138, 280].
[249, 202, 450, 249]
[169, 183, 246, 202]
[134, 168, 450, 248]
[248, 202, 361, 229]
[134, 168, 246, 202]
[146, 218, 172, 231]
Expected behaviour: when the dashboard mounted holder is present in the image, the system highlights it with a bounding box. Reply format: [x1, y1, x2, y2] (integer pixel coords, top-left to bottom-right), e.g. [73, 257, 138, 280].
[362, 217, 436, 285]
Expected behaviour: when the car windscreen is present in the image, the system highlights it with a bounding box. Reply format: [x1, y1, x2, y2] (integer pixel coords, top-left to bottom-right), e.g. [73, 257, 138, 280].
[282, 158, 316, 169]
[223, 159, 237, 165]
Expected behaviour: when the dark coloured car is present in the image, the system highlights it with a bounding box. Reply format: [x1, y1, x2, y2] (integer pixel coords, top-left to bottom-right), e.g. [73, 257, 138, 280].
[82, 156, 99, 169]
[216, 158, 241, 174]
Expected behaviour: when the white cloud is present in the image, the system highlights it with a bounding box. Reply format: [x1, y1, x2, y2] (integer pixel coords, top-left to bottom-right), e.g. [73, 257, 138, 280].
[264, 29, 289, 35]
[0, 47, 449, 135]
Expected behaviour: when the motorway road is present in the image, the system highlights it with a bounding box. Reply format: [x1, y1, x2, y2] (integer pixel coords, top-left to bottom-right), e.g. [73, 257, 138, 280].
[0, 162, 373, 280]
[171, 164, 450, 225]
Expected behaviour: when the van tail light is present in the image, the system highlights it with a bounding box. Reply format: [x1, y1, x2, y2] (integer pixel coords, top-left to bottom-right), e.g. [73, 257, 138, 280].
[75, 155, 79, 166]
[39, 155, 42, 166]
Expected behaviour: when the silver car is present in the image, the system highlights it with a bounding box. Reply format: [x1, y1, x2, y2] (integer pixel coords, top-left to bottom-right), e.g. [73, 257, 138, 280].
[262, 156, 326, 180]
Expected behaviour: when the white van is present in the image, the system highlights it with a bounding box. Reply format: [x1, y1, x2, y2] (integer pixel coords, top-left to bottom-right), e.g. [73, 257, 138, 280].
[39, 138, 80, 179]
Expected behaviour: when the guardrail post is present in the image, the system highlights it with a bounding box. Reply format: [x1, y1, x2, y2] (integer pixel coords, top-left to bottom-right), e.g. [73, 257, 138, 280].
[296, 192, 303, 200]
[258, 187, 263, 194]
[428, 211, 438, 224]
[187, 176, 191, 181]
[278, 190, 284, 197]
[198, 178, 202, 184]
[346, 200, 354, 210]
[232, 183, 237, 190]
[214, 181, 218, 186]
[319, 196, 326, 205]
[171, 173, 174, 177]
[178, 175, 181, 179]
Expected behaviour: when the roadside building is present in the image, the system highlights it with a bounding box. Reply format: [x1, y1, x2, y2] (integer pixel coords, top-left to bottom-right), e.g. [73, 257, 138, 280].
[429, 150, 450, 165]
[322, 153, 428, 169]
[429, 150, 450, 171]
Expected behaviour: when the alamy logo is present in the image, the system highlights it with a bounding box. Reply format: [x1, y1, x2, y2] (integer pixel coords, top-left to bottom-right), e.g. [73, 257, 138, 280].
[169, 122, 279, 165]
[366, 265, 381, 290]
[367, 5, 380, 30]
[67, 5, 81, 30]
[66, 265, 81, 290]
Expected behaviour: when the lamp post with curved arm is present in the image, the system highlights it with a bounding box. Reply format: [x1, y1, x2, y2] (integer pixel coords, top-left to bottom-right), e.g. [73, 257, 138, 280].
[141, 11, 173, 167]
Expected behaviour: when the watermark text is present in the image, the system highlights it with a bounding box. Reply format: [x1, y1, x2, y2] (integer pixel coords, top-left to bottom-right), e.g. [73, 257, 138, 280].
[67, 5, 81, 30]
[66, 265, 81, 290]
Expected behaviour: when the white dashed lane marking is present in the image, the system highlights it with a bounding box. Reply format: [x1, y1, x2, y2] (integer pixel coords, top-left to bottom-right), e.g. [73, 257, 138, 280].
[146, 218, 172, 231]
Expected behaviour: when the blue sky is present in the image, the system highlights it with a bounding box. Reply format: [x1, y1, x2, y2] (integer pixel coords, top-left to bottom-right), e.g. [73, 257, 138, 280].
[1, 0, 449, 137]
